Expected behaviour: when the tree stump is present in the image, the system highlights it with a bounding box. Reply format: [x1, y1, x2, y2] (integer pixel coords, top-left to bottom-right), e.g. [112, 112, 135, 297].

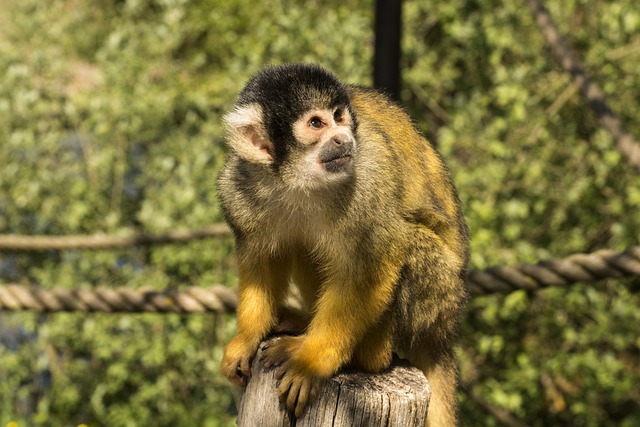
[237, 342, 430, 427]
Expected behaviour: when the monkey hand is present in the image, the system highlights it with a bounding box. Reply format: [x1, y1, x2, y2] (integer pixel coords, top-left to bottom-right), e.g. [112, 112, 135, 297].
[220, 337, 259, 387]
[260, 336, 324, 417]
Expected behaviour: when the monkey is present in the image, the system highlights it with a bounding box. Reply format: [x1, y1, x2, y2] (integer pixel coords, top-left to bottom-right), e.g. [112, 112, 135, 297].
[218, 63, 469, 427]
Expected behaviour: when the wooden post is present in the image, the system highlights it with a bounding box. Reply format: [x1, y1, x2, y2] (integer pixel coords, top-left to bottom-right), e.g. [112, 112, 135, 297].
[237, 342, 430, 427]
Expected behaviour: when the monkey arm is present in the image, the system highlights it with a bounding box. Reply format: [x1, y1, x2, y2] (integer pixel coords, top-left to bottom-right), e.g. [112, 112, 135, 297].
[260, 251, 402, 416]
[297, 263, 398, 376]
[220, 258, 289, 386]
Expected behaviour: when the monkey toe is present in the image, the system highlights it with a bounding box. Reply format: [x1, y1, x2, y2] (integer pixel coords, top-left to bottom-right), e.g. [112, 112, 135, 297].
[238, 355, 252, 377]
[220, 357, 250, 387]
[259, 336, 299, 371]
[221, 338, 259, 386]
[276, 370, 322, 417]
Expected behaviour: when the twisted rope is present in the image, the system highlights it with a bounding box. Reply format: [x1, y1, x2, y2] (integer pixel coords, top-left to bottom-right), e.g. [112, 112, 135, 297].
[0, 285, 237, 313]
[0, 224, 232, 251]
[0, 246, 637, 312]
[468, 246, 640, 295]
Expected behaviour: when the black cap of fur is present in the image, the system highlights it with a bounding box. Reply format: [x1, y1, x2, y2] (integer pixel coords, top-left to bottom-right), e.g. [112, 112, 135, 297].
[237, 64, 354, 165]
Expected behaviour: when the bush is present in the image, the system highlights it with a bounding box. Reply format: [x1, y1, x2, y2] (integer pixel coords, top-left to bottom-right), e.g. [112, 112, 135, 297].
[0, 0, 638, 425]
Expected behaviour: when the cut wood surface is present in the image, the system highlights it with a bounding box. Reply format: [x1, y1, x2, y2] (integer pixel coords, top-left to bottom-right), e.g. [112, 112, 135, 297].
[237, 342, 430, 427]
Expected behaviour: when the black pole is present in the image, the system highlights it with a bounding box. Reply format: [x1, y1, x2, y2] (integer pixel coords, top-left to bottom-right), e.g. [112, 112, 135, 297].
[373, 0, 402, 100]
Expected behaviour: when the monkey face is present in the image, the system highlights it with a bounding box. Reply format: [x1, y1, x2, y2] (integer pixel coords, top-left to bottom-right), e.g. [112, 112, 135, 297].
[289, 106, 356, 175]
[223, 64, 358, 192]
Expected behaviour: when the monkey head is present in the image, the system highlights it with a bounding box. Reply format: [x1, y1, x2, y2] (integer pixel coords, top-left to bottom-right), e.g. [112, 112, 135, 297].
[223, 64, 358, 191]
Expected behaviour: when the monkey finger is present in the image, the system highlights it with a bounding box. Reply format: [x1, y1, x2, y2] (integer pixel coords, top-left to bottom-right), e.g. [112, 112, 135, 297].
[234, 363, 250, 386]
[277, 372, 292, 394]
[238, 357, 253, 378]
[226, 375, 241, 387]
[226, 369, 247, 387]
[277, 375, 294, 406]
[259, 338, 293, 371]
[262, 358, 283, 370]
[260, 335, 284, 349]
[309, 380, 320, 402]
[259, 341, 272, 352]
[259, 351, 282, 370]
[221, 359, 247, 386]
[260, 356, 272, 369]
[285, 379, 302, 413]
[237, 374, 248, 387]
[274, 363, 290, 381]
[294, 380, 311, 417]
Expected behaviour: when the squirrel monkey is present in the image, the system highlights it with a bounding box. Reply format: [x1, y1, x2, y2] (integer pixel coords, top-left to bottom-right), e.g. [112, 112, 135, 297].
[219, 64, 469, 426]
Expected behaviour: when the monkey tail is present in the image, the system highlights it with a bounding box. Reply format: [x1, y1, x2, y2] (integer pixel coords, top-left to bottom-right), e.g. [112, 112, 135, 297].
[409, 349, 459, 427]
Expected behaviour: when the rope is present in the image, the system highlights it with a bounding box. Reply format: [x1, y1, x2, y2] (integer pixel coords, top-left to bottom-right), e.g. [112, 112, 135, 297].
[525, 0, 640, 170]
[0, 224, 232, 251]
[1, 246, 637, 313]
[468, 245, 640, 295]
[0, 285, 237, 313]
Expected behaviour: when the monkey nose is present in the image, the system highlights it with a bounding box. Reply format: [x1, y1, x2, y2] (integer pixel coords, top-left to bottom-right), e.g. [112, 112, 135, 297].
[332, 135, 349, 146]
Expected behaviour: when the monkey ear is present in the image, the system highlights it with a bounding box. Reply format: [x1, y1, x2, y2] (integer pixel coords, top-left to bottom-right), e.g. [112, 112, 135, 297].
[224, 104, 275, 164]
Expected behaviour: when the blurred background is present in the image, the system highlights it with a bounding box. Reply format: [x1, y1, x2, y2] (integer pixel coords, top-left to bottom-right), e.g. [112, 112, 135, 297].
[0, 0, 639, 425]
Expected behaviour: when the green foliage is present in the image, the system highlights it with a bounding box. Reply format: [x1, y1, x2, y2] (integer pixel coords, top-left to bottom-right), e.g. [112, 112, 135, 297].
[0, 0, 639, 425]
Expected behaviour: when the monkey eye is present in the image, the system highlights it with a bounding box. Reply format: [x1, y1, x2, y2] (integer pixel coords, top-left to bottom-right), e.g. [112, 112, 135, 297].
[309, 117, 324, 129]
[334, 108, 345, 124]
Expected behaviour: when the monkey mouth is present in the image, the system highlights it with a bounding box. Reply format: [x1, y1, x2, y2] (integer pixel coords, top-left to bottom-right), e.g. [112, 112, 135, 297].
[321, 153, 352, 164]
[320, 153, 352, 172]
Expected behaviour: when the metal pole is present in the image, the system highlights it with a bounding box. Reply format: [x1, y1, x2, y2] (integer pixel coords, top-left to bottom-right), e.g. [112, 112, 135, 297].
[373, 0, 402, 100]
